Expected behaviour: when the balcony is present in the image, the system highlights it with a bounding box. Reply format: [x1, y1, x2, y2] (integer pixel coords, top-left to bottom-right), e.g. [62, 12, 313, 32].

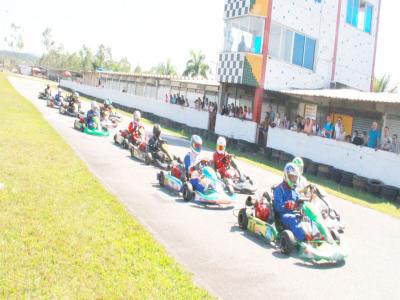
[217, 52, 263, 87]
[224, 0, 269, 19]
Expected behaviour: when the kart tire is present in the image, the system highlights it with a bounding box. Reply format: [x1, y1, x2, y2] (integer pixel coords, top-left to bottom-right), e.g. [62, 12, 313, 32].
[227, 184, 234, 196]
[114, 134, 118, 144]
[158, 171, 165, 187]
[123, 139, 129, 149]
[280, 230, 296, 256]
[182, 182, 194, 202]
[238, 208, 248, 230]
[145, 153, 152, 165]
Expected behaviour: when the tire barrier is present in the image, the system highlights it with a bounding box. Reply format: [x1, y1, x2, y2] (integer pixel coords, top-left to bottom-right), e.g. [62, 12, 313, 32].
[317, 164, 331, 179]
[279, 152, 293, 165]
[264, 148, 272, 160]
[306, 161, 317, 176]
[340, 171, 355, 187]
[366, 179, 383, 196]
[271, 149, 281, 162]
[331, 168, 343, 183]
[352, 175, 368, 191]
[380, 185, 399, 201]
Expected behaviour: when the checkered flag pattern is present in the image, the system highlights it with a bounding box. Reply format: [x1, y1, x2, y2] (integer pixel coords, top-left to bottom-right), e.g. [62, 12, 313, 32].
[217, 52, 245, 84]
[224, 0, 250, 18]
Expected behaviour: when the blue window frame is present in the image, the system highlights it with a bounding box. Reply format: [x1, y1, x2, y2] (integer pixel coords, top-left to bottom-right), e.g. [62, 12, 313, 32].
[346, 0, 374, 33]
[292, 33, 316, 70]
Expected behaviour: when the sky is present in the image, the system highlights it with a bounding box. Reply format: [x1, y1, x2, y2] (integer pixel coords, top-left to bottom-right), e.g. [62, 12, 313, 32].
[0, 0, 398, 85]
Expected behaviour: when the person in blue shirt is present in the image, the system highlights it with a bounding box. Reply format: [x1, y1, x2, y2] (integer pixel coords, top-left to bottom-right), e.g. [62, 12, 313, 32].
[368, 121, 381, 150]
[273, 162, 308, 241]
[323, 115, 334, 138]
[54, 89, 63, 106]
[87, 101, 100, 130]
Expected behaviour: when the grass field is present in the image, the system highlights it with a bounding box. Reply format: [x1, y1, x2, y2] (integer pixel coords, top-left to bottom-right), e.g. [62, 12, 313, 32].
[0, 74, 212, 299]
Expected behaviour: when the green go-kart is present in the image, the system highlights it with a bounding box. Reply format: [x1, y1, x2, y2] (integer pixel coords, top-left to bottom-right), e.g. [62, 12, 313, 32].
[74, 114, 109, 137]
[237, 186, 347, 264]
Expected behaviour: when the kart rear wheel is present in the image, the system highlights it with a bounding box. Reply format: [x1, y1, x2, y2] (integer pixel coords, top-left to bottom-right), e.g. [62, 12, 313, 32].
[238, 208, 248, 229]
[280, 230, 296, 256]
[182, 182, 194, 202]
[158, 171, 165, 187]
[145, 153, 152, 165]
[227, 184, 234, 195]
[330, 229, 341, 245]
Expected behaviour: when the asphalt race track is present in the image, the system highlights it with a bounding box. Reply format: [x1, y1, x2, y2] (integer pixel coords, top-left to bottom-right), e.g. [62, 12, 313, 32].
[9, 76, 400, 300]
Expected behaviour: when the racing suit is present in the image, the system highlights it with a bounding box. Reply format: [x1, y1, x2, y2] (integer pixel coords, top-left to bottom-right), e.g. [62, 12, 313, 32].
[86, 109, 99, 130]
[184, 152, 207, 194]
[127, 121, 146, 145]
[295, 175, 309, 196]
[213, 151, 239, 178]
[273, 182, 307, 241]
[54, 93, 62, 106]
[148, 136, 165, 160]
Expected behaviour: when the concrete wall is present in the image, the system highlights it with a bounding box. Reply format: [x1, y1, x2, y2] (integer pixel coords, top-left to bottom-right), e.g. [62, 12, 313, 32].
[60, 80, 210, 130]
[267, 127, 400, 188]
[265, 0, 337, 90]
[215, 115, 258, 143]
[334, 0, 379, 91]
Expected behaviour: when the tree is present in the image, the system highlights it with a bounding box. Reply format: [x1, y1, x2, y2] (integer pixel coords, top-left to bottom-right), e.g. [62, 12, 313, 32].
[373, 74, 398, 93]
[79, 45, 94, 72]
[94, 44, 107, 70]
[4, 23, 24, 54]
[151, 59, 177, 76]
[133, 65, 142, 74]
[182, 50, 210, 79]
[113, 57, 131, 73]
[42, 27, 55, 53]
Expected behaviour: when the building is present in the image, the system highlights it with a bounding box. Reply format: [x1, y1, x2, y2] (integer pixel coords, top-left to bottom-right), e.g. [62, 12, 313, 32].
[217, 0, 381, 126]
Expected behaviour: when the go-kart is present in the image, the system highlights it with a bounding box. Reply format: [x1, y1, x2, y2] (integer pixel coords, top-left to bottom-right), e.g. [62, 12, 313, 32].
[216, 154, 257, 194]
[237, 186, 346, 264]
[158, 160, 236, 206]
[114, 130, 132, 149]
[73, 114, 109, 137]
[100, 110, 120, 130]
[46, 97, 61, 109]
[130, 140, 178, 169]
[59, 100, 81, 117]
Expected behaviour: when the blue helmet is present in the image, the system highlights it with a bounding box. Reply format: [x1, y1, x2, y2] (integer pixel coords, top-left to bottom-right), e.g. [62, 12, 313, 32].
[190, 135, 202, 155]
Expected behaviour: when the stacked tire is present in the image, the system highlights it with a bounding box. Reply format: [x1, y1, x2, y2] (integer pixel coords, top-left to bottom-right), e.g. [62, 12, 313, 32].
[340, 172, 354, 187]
[331, 168, 343, 183]
[317, 164, 331, 179]
[352, 175, 368, 191]
[366, 179, 383, 196]
[380, 185, 398, 201]
[264, 148, 273, 161]
[305, 160, 317, 176]
[271, 149, 281, 162]
[279, 152, 293, 165]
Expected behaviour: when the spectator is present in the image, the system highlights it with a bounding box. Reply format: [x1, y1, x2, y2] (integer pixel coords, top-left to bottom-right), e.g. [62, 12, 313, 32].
[283, 115, 290, 129]
[246, 107, 252, 120]
[221, 105, 226, 115]
[303, 117, 313, 135]
[185, 98, 189, 107]
[390, 134, 400, 154]
[381, 126, 392, 151]
[243, 106, 248, 119]
[336, 126, 346, 141]
[238, 106, 244, 118]
[274, 112, 281, 128]
[267, 105, 275, 124]
[334, 117, 344, 140]
[165, 94, 170, 103]
[238, 35, 246, 52]
[352, 130, 365, 146]
[367, 121, 380, 150]
[311, 119, 320, 135]
[296, 115, 304, 132]
[345, 135, 352, 143]
[229, 105, 234, 117]
[323, 115, 334, 138]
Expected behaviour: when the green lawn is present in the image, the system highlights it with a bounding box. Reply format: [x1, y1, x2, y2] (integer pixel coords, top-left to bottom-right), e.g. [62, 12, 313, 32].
[0, 74, 212, 299]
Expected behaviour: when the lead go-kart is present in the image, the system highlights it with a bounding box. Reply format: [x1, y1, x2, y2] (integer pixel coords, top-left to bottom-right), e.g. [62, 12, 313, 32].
[217, 154, 257, 195]
[157, 160, 236, 207]
[73, 114, 110, 137]
[237, 185, 347, 264]
[130, 140, 179, 170]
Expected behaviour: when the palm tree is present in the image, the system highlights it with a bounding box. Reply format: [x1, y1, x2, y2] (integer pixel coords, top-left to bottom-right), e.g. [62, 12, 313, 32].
[183, 50, 211, 79]
[373, 74, 398, 93]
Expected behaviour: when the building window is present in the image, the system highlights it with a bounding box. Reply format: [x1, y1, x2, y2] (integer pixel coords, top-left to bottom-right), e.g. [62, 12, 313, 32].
[346, 0, 374, 33]
[269, 24, 316, 71]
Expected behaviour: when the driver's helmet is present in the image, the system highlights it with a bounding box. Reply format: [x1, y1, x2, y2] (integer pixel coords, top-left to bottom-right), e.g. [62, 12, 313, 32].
[284, 162, 300, 189]
[91, 101, 99, 111]
[292, 157, 304, 175]
[58, 89, 62, 95]
[104, 98, 112, 106]
[153, 124, 161, 139]
[190, 135, 202, 155]
[133, 110, 141, 126]
[216, 136, 226, 154]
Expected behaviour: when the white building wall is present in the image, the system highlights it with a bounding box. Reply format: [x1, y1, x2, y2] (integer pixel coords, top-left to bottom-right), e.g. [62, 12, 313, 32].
[334, 0, 379, 91]
[265, 0, 338, 90]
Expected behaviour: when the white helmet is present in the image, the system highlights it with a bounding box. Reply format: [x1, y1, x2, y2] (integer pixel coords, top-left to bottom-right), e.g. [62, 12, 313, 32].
[91, 101, 99, 110]
[284, 162, 300, 189]
[190, 135, 202, 155]
[216, 136, 227, 154]
[133, 110, 141, 122]
[292, 157, 304, 175]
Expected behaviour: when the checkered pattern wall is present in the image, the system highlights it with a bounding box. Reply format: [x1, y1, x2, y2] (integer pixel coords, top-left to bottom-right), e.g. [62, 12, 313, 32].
[224, 0, 268, 18]
[217, 52, 245, 84]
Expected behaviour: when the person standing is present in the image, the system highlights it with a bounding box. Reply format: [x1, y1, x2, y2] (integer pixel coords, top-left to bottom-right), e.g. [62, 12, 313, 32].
[381, 126, 392, 151]
[390, 134, 400, 154]
[323, 115, 334, 138]
[367, 122, 381, 150]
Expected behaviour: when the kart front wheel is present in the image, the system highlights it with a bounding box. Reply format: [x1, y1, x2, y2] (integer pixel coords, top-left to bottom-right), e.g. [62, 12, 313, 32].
[227, 184, 234, 196]
[330, 229, 341, 245]
[145, 153, 152, 165]
[158, 171, 165, 187]
[238, 208, 248, 229]
[182, 182, 194, 202]
[280, 230, 296, 256]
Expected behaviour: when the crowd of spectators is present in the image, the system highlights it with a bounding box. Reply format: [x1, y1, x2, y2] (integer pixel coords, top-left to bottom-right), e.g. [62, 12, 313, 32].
[220, 103, 253, 120]
[165, 93, 190, 107]
[260, 105, 400, 155]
